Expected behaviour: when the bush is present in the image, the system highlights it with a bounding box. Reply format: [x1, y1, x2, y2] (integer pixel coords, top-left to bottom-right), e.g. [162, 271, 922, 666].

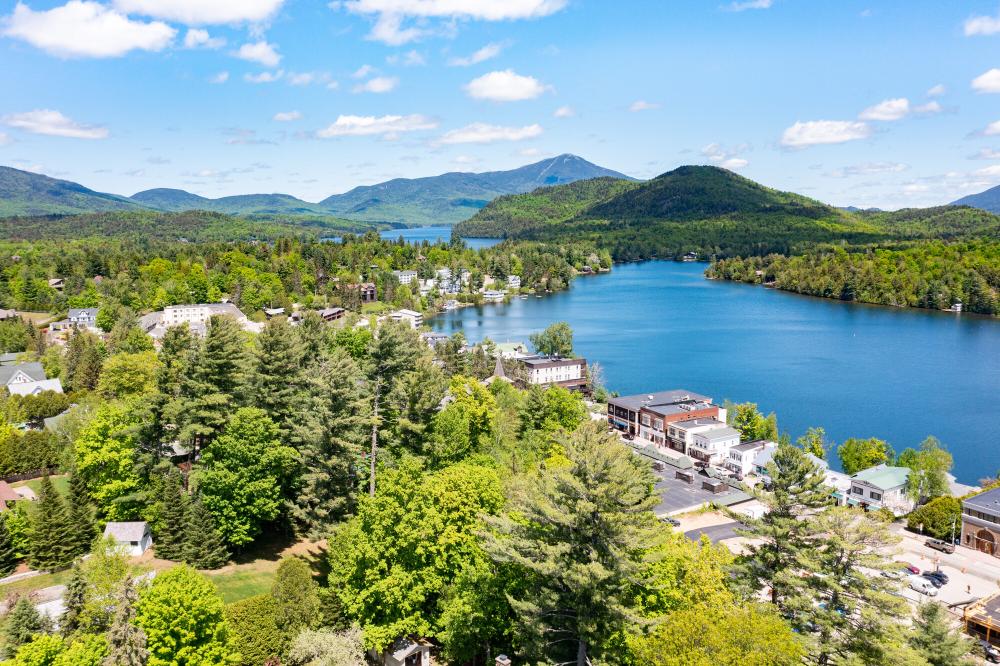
[225, 594, 284, 666]
[907, 496, 962, 540]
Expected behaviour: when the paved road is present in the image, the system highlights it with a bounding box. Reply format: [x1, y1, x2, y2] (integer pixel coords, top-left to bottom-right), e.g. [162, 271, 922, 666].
[685, 522, 744, 544]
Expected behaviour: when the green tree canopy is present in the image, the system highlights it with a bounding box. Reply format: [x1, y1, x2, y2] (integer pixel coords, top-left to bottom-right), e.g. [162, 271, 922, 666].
[529, 321, 574, 357]
[838, 437, 894, 475]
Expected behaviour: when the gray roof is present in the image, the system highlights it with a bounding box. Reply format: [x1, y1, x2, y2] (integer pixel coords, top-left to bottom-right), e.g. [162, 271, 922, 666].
[68, 308, 98, 319]
[0, 362, 46, 385]
[608, 389, 712, 412]
[698, 426, 741, 442]
[103, 521, 149, 542]
[755, 447, 829, 471]
[963, 487, 1000, 513]
[731, 440, 769, 453]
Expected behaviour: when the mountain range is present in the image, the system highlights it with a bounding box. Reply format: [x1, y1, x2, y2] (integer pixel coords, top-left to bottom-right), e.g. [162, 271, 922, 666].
[951, 184, 1000, 214]
[0, 154, 632, 225]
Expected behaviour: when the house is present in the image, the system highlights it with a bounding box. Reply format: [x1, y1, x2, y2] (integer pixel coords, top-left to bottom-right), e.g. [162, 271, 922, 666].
[507, 275, 521, 289]
[356, 283, 378, 303]
[138, 303, 264, 339]
[103, 521, 153, 556]
[263, 307, 285, 318]
[376, 637, 430, 666]
[520, 356, 588, 391]
[47, 278, 65, 291]
[7, 378, 63, 397]
[495, 341, 531, 359]
[662, 417, 729, 453]
[844, 464, 913, 516]
[48, 308, 101, 340]
[0, 309, 18, 321]
[608, 389, 721, 441]
[483, 290, 506, 302]
[292, 307, 347, 325]
[725, 440, 775, 479]
[393, 270, 418, 286]
[753, 446, 829, 478]
[0, 362, 63, 396]
[961, 487, 1000, 557]
[390, 309, 423, 329]
[420, 332, 450, 348]
[687, 426, 741, 466]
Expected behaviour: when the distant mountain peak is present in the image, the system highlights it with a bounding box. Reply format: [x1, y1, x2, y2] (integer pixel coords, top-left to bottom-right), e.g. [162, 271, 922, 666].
[952, 183, 1000, 214]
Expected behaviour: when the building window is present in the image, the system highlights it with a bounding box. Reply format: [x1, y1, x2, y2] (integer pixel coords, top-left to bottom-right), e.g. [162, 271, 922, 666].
[870, 492, 882, 501]
[641, 415, 650, 426]
[852, 487, 863, 495]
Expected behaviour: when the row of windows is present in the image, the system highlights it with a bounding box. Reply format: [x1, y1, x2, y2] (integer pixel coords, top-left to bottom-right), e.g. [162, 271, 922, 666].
[851, 486, 882, 501]
[964, 508, 1000, 525]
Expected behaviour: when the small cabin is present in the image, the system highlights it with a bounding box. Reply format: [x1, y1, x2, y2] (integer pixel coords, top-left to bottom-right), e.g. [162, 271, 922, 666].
[104, 521, 153, 556]
[378, 637, 431, 666]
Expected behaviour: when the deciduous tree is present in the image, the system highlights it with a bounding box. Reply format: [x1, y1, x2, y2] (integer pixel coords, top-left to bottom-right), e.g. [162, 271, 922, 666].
[838, 437, 894, 475]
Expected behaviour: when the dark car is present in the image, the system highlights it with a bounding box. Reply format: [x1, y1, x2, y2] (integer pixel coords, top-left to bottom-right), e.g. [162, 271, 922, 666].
[925, 538, 955, 554]
[920, 572, 945, 588]
[980, 639, 1000, 663]
[659, 516, 680, 527]
[924, 569, 949, 585]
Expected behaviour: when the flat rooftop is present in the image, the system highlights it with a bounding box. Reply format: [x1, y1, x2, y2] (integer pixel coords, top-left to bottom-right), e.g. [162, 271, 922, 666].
[964, 487, 1000, 513]
[609, 389, 712, 412]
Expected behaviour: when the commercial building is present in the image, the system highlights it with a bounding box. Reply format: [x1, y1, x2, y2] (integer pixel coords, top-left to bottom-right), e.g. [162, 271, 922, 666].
[139, 302, 264, 339]
[725, 440, 775, 479]
[843, 464, 914, 516]
[607, 390, 719, 439]
[961, 487, 1000, 557]
[520, 356, 588, 391]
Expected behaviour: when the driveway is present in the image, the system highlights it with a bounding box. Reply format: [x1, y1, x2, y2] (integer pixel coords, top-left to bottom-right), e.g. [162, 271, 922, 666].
[685, 521, 745, 544]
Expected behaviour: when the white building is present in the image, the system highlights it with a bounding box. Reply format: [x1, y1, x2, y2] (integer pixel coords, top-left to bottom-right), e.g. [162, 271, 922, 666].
[688, 426, 741, 465]
[662, 418, 730, 455]
[520, 356, 588, 391]
[48, 307, 101, 340]
[844, 464, 914, 516]
[393, 270, 417, 285]
[139, 303, 264, 339]
[725, 440, 776, 479]
[390, 309, 423, 329]
[507, 275, 521, 289]
[0, 362, 63, 396]
[103, 521, 153, 556]
[483, 290, 506, 302]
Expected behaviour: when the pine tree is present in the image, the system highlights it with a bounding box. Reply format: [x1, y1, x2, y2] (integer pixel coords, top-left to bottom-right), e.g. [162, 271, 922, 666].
[736, 442, 833, 605]
[252, 317, 304, 441]
[0, 513, 18, 577]
[154, 468, 188, 561]
[66, 473, 97, 558]
[4, 597, 46, 653]
[104, 578, 149, 666]
[28, 476, 75, 571]
[60, 562, 87, 636]
[909, 600, 976, 665]
[73, 343, 104, 391]
[183, 498, 229, 570]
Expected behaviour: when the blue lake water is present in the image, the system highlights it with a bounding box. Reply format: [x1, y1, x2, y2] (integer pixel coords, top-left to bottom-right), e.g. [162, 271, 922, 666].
[379, 226, 500, 250]
[431, 261, 1000, 483]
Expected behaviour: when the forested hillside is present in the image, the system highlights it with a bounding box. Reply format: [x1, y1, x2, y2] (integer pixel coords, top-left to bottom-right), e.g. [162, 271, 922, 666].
[0, 166, 143, 217]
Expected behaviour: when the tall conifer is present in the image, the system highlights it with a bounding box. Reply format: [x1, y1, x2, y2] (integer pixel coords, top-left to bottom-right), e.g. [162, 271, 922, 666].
[183, 498, 229, 570]
[28, 476, 74, 571]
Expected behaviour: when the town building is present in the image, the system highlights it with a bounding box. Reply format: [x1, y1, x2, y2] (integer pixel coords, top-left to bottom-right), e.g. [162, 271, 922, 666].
[843, 464, 913, 516]
[725, 440, 775, 479]
[103, 521, 153, 556]
[687, 426, 741, 465]
[393, 270, 418, 285]
[961, 486, 1000, 556]
[0, 362, 63, 396]
[520, 356, 588, 391]
[607, 390, 718, 438]
[138, 303, 264, 339]
[661, 417, 729, 453]
[495, 342, 531, 359]
[390, 309, 423, 329]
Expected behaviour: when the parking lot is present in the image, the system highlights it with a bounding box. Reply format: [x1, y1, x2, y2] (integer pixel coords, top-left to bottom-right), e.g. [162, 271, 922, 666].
[893, 525, 1000, 607]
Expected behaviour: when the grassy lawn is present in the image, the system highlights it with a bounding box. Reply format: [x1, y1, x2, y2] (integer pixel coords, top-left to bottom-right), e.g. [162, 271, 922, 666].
[0, 569, 72, 598]
[205, 567, 277, 604]
[12, 474, 69, 498]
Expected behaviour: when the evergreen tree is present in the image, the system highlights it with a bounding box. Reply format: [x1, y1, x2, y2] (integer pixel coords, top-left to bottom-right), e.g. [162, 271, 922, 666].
[908, 600, 976, 665]
[736, 443, 833, 605]
[73, 343, 104, 392]
[0, 513, 18, 577]
[104, 578, 149, 666]
[183, 497, 229, 570]
[60, 562, 87, 636]
[153, 468, 188, 561]
[28, 475, 74, 571]
[5, 597, 46, 654]
[252, 317, 304, 441]
[295, 311, 328, 367]
[481, 422, 665, 666]
[271, 557, 320, 640]
[66, 473, 97, 558]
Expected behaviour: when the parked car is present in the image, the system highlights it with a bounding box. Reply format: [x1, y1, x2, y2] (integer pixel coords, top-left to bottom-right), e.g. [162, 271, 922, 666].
[925, 538, 955, 554]
[659, 516, 680, 527]
[980, 639, 1000, 663]
[920, 572, 945, 588]
[880, 569, 905, 580]
[902, 564, 920, 575]
[909, 576, 938, 596]
[924, 569, 949, 585]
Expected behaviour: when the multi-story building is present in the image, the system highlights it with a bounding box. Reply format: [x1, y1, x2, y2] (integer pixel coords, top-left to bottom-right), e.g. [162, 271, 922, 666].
[507, 275, 521, 289]
[725, 440, 775, 479]
[844, 464, 913, 516]
[393, 270, 418, 285]
[688, 426, 741, 465]
[961, 487, 1000, 557]
[662, 417, 729, 453]
[48, 307, 101, 341]
[0, 361, 63, 396]
[390, 309, 423, 329]
[520, 356, 588, 391]
[138, 303, 264, 339]
[607, 390, 718, 439]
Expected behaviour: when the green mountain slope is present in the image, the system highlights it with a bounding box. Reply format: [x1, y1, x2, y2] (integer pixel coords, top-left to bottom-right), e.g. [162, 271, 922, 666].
[951, 184, 1000, 214]
[0, 166, 145, 216]
[860, 205, 1000, 239]
[130, 188, 331, 216]
[320, 154, 634, 226]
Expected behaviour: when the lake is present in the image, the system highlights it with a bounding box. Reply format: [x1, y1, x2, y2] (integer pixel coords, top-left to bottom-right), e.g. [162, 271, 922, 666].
[378, 226, 500, 250]
[430, 261, 1000, 483]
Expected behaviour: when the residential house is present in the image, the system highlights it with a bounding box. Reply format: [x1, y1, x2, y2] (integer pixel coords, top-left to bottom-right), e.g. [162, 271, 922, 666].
[753, 446, 829, 478]
[961, 487, 1000, 556]
[844, 464, 913, 516]
[348, 283, 377, 303]
[495, 342, 531, 359]
[290, 307, 346, 325]
[607, 389, 718, 438]
[263, 307, 286, 319]
[0, 362, 63, 396]
[520, 356, 588, 391]
[687, 426, 741, 465]
[507, 275, 521, 289]
[483, 290, 506, 302]
[420, 332, 450, 348]
[376, 637, 430, 666]
[0, 309, 18, 321]
[138, 303, 264, 339]
[390, 309, 423, 329]
[725, 440, 775, 479]
[393, 270, 418, 286]
[103, 521, 153, 556]
[47, 278, 65, 291]
[48, 308, 101, 341]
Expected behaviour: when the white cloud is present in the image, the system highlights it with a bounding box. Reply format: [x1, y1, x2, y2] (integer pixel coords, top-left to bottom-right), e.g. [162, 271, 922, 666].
[452, 155, 479, 165]
[926, 83, 946, 97]
[387, 49, 425, 66]
[553, 106, 575, 118]
[0, 132, 10, 147]
[629, 100, 659, 112]
[352, 64, 377, 78]
[340, 0, 568, 44]
[326, 80, 340, 90]
[273, 111, 301, 122]
[985, 120, 1000, 136]
[316, 114, 437, 138]
[826, 162, 908, 177]
[964, 10, 1000, 36]
[183, 28, 224, 49]
[209, 70, 230, 84]
[974, 164, 1000, 178]
[234, 40, 281, 67]
[448, 42, 504, 66]
[913, 101, 942, 115]
[465, 70, 546, 101]
[858, 97, 910, 121]
[518, 147, 541, 158]
[724, 0, 772, 11]
[780, 120, 872, 148]
[287, 71, 332, 86]
[438, 122, 543, 144]
[113, 0, 285, 25]
[3, 1, 175, 58]
[701, 143, 749, 170]
[244, 70, 283, 83]
[972, 68, 1000, 93]
[3, 109, 108, 139]
[353, 76, 399, 93]
[969, 148, 1000, 160]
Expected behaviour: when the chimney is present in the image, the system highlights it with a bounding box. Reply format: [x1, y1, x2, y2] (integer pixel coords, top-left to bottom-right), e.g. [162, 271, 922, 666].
[496, 656, 512, 666]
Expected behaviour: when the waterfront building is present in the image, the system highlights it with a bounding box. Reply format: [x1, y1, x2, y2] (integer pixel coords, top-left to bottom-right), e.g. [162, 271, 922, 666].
[520, 356, 588, 391]
[663, 417, 729, 453]
[390, 309, 423, 329]
[961, 486, 1000, 556]
[687, 426, 741, 465]
[507, 275, 521, 289]
[607, 389, 718, 438]
[843, 464, 913, 516]
[725, 440, 775, 479]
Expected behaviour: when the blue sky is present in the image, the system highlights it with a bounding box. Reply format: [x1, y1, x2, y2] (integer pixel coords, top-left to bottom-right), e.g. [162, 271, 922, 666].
[1, 0, 999, 209]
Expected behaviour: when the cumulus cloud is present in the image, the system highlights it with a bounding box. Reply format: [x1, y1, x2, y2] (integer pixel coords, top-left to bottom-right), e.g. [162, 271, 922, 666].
[273, 111, 301, 121]
[448, 42, 504, 66]
[112, 0, 285, 25]
[3, 1, 175, 58]
[244, 70, 283, 83]
[465, 70, 546, 101]
[826, 162, 908, 178]
[438, 122, 543, 144]
[964, 9, 1000, 36]
[3, 109, 109, 139]
[701, 143, 748, 170]
[780, 120, 871, 148]
[184, 28, 225, 49]
[339, 0, 568, 45]
[858, 98, 910, 121]
[724, 0, 772, 11]
[913, 101, 942, 115]
[629, 100, 659, 112]
[386, 49, 425, 66]
[316, 114, 437, 138]
[972, 68, 1000, 93]
[352, 64, 377, 78]
[234, 40, 281, 67]
[985, 120, 1000, 136]
[209, 71, 230, 84]
[926, 83, 946, 97]
[353, 76, 399, 93]
[553, 106, 575, 118]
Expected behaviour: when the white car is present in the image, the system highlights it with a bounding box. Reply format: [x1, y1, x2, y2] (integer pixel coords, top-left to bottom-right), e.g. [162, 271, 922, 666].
[909, 575, 938, 596]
